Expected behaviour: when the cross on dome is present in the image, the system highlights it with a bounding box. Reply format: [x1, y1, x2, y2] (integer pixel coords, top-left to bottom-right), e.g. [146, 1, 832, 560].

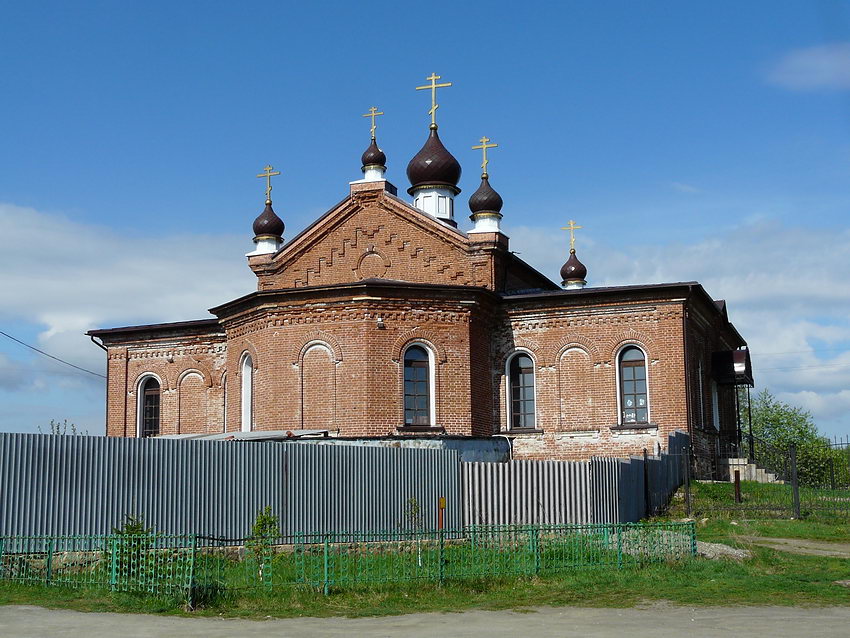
[257, 165, 281, 204]
[415, 73, 452, 128]
[472, 136, 498, 177]
[362, 106, 384, 140]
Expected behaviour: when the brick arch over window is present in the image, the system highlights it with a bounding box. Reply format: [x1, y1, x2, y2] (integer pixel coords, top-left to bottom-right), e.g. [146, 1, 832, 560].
[300, 343, 336, 429]
[293, 330, 343, 365]
[497, 337, 541, 368]
[132, 368, 172, 393]
[391, 329, 448, 364]
[607, 329, 656, 361]
[234, 341, 260, 376]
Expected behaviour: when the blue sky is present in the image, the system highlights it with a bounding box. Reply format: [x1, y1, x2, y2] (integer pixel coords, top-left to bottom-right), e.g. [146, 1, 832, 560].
[1, 1, 849, 437]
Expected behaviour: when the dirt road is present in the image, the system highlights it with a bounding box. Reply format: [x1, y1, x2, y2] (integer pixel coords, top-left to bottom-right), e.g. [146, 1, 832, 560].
[2, 604, 850, 637]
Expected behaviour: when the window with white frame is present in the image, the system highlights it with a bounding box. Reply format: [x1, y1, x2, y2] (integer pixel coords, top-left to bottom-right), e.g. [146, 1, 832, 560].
[403, 344, 434, 426]
[507, 352, 536, 429]
[618, 346, 648, 424]
[138, 376, 160, 438]
[240, 354, 253, 432]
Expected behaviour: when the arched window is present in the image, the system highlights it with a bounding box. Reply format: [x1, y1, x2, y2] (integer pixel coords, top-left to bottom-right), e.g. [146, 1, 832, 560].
[508, 353, 536, 429]
[139, 377, 160, 438]
[403, 345, 432, 426]
[221, 373, 228, 433]
[619, 346, 648, 424]
[241, 354, 253, 432]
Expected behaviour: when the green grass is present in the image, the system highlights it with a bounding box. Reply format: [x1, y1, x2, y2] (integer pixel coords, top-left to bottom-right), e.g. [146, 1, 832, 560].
[1, 550, 849, 617]
[2, 513, 849, 618]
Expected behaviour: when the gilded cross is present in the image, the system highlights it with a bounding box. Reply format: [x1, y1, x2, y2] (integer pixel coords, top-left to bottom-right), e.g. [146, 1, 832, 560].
[471, 136, 498, 175]
[560, 220, 583, 251]
[362, 106, 384, 139]
[415, 72, 452, 126]
[257, 165, 281, 202]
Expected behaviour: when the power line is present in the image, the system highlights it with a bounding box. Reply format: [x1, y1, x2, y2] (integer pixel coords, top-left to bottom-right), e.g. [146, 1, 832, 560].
[0, 330, 106, 379]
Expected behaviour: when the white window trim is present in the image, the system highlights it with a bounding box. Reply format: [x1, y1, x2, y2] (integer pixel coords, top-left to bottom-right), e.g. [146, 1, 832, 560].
[240, 353, 254, 433]
[402, 342, 437, 427]
[614, 344, 651, 426]
[135, 373, 163, 438]
[505, 349, 538, 431]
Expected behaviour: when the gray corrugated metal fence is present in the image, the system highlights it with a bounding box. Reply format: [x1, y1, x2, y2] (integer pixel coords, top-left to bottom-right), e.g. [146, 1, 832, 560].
[0, 433, 461, 537]
[464, 432, 690, 525]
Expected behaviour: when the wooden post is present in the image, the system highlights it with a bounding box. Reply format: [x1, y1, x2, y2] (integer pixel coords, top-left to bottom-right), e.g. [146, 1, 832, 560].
[734, 470, 742, 503]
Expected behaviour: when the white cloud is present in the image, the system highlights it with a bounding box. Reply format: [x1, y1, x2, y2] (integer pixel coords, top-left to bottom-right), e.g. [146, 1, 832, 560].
[768, 42, 850, 91]
[506, 219, 850, 436]
[670, 182, 702, 194]
[0, 203, 256, 380]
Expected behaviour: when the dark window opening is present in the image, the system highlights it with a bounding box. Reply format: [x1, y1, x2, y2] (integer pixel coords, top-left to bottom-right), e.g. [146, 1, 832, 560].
[141, 378, 160, 437]
[510, 353, 536, 429]
[404, 346, 431, 426]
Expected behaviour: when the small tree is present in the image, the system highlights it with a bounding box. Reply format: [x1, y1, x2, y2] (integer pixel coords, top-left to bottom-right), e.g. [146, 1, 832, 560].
[403, 497, 424, 567]
[246, 506, 279, 583]
[741, 389, 840, 486]
[110, 514, 155, 590]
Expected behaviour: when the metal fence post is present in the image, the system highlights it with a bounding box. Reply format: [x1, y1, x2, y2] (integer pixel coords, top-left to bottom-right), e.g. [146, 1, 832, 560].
[616, 524, 623, 569]
[187, 534, 197, 608]
[45, 538, 54, 586]
[438, 529, 445, 585]
[790, 444, 801, 518]
[322, 535, 330, 597]
[683, 446, 692, 518]
[109, 537, 118, 590]
[643, 449, 651, 518]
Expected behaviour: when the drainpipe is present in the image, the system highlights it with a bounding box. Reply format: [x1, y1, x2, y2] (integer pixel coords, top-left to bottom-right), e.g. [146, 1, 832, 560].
[90, 336, 111, 436]
[494, 434, 513, 462]
[681, 297, 693, 457]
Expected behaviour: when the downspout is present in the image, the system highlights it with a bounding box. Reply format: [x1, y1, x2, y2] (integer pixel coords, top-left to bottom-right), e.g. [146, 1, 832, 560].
[681, 297, 693, 449]
[90, 336, 111, 436]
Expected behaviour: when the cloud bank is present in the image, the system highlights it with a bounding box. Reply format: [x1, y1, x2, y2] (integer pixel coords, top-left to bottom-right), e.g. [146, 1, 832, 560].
[768, 42, 850, 91]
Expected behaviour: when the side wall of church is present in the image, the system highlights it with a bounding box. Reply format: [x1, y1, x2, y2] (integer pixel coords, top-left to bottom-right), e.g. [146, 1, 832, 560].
[221, 294, 487, 436]
[495, 299, 689, 461]
[104, 335, 226, 437]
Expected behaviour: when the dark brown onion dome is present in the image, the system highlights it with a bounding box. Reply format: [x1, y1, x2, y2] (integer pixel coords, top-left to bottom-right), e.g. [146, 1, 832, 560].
[468, 174, 503, 216]
[406, 125, 462, 195]
[252, 200, 285, 238]
[361, 138, 386, 169]
[560, 249, 587, 283]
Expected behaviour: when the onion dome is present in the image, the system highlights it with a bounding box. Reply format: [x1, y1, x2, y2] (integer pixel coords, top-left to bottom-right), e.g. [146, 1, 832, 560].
[468, 174, 503, 216]
[406, 125, 462, 195]
[560, 249, 587, 287]
[252, 200, 285, 239]
[361, 138, 387, 170]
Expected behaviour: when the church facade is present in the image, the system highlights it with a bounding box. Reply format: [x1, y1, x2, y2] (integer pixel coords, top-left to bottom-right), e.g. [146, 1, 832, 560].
[88, 78, 751, 461]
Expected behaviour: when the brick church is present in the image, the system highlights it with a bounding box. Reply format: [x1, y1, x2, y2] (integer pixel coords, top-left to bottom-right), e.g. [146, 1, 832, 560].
[88, 75, 752, 460]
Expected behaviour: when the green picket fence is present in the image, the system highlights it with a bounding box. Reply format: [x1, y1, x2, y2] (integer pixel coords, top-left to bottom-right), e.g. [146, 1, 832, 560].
[0, 522, 695, 599]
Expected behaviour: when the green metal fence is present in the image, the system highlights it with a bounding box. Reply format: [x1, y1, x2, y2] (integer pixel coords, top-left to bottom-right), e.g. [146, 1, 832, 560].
[1, 522, 695, 600]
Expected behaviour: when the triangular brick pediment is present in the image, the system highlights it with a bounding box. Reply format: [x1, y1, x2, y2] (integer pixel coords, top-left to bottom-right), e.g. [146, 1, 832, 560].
[249, 184, 498, 290]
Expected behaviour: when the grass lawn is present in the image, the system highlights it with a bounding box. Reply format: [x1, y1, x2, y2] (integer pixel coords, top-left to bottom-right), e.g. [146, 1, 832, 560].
[1, 516, 849, 617]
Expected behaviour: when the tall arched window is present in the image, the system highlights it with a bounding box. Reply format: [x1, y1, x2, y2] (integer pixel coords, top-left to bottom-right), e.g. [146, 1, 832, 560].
[404, 345, 432, 426]
[508, 353, 536, 429]
[240, 354, 253, 432]
[139, 377, 160, 438]
[619, 346, 648, 424]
